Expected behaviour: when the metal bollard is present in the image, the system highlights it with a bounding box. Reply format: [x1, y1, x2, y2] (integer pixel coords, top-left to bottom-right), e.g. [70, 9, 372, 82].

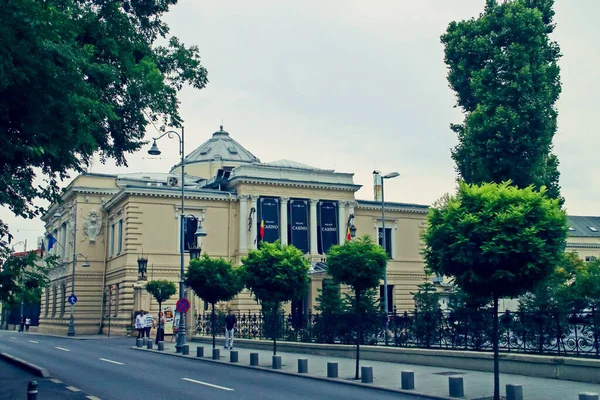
[506, 384, 523, 400]
[196, 346, 204, 358]
[142, 337, 148, 345]
[146, 341, 153, 349]
[449, 376, 464, 398]
[327, 362, 338, 378]
[361, 366, 373, 383]
[182, 344, 189, 355]
[298, 358, 308, 373]
[401, 370, 415, 390]
[579, 394, 600, 400]
[212, 348, 220, 360]
[230, 351, 239, 363]
[272, 355, 282, 370]
[250, 352, 259, 366]
[157, 341, 164, 351]
[27, 381, 38, 400]
[136, 338, 143, 348]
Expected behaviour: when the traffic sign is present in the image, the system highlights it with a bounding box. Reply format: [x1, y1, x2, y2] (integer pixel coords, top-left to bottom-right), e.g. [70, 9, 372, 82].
[176, 298, 190, 313]
[68, 295, 77, 305]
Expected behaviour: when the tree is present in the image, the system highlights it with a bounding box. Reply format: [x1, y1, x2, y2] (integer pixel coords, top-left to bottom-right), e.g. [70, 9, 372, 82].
[145, 280, 177, 342]
[0, 251, 54, 306]
[441, 0, 562, 200]
[0, 0, 208, 256]
[423, 181, 567, 400]
[240, 241, 310, 355]
[326, 236, 387, 380]
[186, 254, 243, 349]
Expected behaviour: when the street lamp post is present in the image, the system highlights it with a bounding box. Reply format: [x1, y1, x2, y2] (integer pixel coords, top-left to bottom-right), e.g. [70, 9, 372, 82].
[373, 170, 400, 346]
[148, 127, 190, 352]
[66, 206, 91, 336]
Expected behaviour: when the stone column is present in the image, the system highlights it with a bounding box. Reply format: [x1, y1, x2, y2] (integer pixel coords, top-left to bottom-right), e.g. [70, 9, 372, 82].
[238, 195, 248, 253]
[280, 197, 289, 246]
[249, 196, 259, 249]
[310, 199, 319, 255]
[338, 201, 346, 244]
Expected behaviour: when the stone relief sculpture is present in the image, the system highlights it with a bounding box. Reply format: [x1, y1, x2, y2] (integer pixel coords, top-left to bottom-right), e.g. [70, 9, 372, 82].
[83, 209, 102, 243]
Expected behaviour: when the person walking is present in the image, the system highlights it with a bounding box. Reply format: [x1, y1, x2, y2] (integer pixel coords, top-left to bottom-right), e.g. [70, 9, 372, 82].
[155, 312, 166, 344]
[144, 311, 154, 340]
[224, 310, 237, 350]
[25, 317, 31, 332]
[18, 317, 24, 333]
[135, 311, 145, 338]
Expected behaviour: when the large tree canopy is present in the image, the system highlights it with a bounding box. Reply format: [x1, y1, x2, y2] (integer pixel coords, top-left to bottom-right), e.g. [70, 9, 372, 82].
[0, 0, 208, 245]
[441, 0, 562, 199]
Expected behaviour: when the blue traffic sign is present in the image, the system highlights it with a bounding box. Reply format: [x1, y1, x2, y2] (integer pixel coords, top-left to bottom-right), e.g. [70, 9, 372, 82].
[68, 295, 77, 305]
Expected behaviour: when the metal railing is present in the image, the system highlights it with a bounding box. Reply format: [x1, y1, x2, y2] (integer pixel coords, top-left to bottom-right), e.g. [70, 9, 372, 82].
[195, 308, 599, 358]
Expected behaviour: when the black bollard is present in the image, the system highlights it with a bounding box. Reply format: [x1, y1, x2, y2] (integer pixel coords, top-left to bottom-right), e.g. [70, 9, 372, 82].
[27, 381, 38, 400]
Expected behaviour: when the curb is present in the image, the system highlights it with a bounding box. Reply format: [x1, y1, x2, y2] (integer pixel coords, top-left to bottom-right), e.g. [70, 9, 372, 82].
[131, 347, 459, 400]
[0, 352, 50, 378]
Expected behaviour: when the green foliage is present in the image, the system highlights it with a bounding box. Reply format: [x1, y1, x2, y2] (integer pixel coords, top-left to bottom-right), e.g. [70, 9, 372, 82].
[0, 0, 208, 252]
[572, 259, 600, 309]
[326, 236, 387, 294]
[423, 181, 567, 298]
[145, 280, 177, 305]
[186, 254, 243, 306]
[412, 282, 441, 313]
[315, 279, 344, 315]
[442, 0, 562, 200]
[240, 241, 310, 307]
[343, 288, 381, 315]
[0, 252, 55, 306]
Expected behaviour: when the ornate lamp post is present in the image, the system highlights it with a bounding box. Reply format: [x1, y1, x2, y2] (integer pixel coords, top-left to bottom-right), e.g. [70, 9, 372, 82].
[347, 214, 357, 240]
[373, 170, 399, 346]
[66, 252, 90, 337]
[137, 255, 149, 280]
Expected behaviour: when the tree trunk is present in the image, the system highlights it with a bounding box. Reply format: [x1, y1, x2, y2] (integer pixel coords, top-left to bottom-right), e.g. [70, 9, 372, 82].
[493, 293, 500, 400]
[355, 290, 361, 380]
[273, 301, 279, 355]
[211, 303, 216, 349]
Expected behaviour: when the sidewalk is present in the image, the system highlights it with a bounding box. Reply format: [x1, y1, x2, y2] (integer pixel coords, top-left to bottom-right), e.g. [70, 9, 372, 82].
[140, 338, 600, 400]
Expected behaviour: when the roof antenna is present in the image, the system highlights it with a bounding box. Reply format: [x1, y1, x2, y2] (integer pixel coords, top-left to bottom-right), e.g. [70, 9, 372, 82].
[221, 117, 224, 131]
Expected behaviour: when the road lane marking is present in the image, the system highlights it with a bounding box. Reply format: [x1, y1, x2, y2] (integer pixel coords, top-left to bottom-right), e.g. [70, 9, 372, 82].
[50, 379, 62, 384]
[86, 397, 102, 400]
[99, 358, 124, 365]
[10, 337, 16, 340]
[182, 378, 234, 391]
[28, 340, 39, 344]
[66, 386, 81, 392]
[55, 346, 70, 352]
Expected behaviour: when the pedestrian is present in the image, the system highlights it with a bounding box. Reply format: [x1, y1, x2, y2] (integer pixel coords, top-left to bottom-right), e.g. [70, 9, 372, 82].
[224, 310, 237, 350]
[18, 317, 25, 333]
[135, 311, 145, 338]
[25, 317, 31, 332]
[144, 311, 154, 339]
[155, 312, 166, 344]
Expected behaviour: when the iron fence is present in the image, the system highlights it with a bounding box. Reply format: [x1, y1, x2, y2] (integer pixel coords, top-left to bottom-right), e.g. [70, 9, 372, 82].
[194, 308, 599, 358]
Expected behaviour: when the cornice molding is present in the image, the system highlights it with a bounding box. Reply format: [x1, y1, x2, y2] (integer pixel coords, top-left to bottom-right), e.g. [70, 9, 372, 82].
[103, 187, 237, 210]
[228, 176, 361, 192]
[357, 202, 428, 215]
[566, 242, 600, 249]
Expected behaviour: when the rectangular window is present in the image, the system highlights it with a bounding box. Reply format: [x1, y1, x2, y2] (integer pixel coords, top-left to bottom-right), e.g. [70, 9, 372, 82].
[117, 220, 123, 254]
[51, 286, 57, 317]
[109, 224, 115, 257]
[44, 288, 50, 317]
[378, 227, 392, 259]
[379, 285, 394, 314]
[585, 256, 597, 263]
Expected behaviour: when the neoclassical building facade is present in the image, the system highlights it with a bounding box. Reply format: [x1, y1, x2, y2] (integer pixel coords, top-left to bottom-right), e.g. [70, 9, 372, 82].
[38, 126, 429, 335]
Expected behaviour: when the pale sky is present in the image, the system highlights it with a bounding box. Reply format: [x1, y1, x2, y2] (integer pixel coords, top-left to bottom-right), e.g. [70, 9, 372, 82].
[3, 0, 599, 251]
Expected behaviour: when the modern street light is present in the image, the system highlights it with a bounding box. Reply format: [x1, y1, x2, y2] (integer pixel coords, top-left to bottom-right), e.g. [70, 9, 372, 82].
[147, 127, 196, 353]
[373, 170, 400, 346]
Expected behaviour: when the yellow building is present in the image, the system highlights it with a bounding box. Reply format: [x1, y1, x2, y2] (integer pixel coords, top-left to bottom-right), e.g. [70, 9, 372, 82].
[39, 126, 429, 336]
[565, 216, 600, 262]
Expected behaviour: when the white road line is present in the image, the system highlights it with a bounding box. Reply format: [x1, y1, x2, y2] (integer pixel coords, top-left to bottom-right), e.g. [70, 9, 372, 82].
[99, 358, 124, 365]
[28, 340, 39, 344]
[55, 346, 70, 352]
[10, 337, 16, 340]
[182, 378, 234, 391]
[66, 386, 81, 392]
[86, 396, 102, 400]
[49, 379, 62, 384]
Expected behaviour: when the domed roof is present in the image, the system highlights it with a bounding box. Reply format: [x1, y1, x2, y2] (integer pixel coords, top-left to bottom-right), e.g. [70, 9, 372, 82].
[181, 126, 260, 166]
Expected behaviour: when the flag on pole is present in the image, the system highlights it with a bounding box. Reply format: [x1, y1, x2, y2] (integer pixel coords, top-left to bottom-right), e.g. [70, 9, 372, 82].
[46, 234, 57, 251]
[259, 220, 265, 239]
[346, 226, 351, 241]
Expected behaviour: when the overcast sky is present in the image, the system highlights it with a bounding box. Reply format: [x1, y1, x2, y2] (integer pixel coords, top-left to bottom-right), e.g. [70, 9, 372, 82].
[4, 0, 599, 250]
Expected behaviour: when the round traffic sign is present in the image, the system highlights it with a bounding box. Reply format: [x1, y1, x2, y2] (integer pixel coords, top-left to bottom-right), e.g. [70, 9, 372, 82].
[176, 298, 190, 313]
[68, 295, 77, 305]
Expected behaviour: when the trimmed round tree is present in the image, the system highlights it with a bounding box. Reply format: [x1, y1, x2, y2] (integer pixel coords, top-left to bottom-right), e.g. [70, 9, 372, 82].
[326, 236, 387, 380]
[240, 241, 310, 355]
[423, 181, 567, 400]
[185, 254, 243, 349]
[145, 280, 177, 342]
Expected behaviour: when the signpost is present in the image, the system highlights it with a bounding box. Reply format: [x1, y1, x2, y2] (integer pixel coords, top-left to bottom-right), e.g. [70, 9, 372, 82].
[67, 295, 77, 305]
[176, 298, 190, 314]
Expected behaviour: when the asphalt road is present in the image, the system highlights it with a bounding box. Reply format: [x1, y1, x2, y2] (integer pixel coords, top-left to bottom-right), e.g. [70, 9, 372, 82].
[0, 331, 419, 400]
